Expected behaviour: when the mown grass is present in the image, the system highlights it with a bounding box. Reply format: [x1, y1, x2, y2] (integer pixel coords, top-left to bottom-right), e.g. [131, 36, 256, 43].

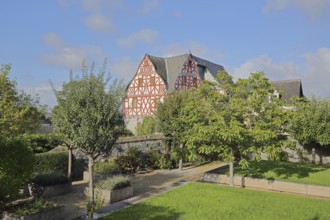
[101, 182, 330, 220]
[217, 160, 330, 186]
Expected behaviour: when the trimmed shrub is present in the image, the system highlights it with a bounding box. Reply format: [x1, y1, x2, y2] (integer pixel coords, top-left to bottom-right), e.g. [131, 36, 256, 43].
[22, 133, 64, 153]
[94, 160, 121, 175]
[115, 148, 153, 173]
[95, 175, 130, 190]
[31, 173, 69, 186]
[0, 137, 35, 205]
[34, 151, 68, 175]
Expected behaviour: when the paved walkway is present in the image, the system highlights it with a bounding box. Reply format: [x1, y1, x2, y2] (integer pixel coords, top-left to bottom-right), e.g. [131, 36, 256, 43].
[46, 161, 224, 220]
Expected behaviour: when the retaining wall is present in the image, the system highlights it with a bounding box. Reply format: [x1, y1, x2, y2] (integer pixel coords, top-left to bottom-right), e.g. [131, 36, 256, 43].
[203, 173, 330, 198]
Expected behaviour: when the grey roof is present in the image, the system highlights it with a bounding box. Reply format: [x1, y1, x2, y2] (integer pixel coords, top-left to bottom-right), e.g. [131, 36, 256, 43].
[149, 53, 225, 93]
[270, 79, 304, 103]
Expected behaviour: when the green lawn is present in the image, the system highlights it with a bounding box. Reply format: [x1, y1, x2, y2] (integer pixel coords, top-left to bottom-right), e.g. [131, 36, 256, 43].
[217, 160, 330, 186]
[101, 182, 330, 220]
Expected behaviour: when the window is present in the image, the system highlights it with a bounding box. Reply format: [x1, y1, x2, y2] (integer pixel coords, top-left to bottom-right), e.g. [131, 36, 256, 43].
[150, 76, 155, 86]
[132, 98, 137, 108]
[138, 78, 143, 87]
[182, 76, 186, 85]
[193, 77, 198, 87]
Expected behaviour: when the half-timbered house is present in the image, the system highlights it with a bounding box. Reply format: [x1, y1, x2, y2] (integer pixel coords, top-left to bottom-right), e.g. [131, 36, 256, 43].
[123, 53, 225, 132]
[123, 53, 304, 133]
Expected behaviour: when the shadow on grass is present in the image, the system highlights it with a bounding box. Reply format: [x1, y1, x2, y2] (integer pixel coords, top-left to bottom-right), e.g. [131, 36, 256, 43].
[213, 160, 329, 179]
[100, 203, 183, 220]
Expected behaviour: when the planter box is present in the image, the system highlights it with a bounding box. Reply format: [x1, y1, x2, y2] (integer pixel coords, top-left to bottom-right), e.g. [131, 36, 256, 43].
[100, 186, 133, 204]
[1, 205, 65, 220]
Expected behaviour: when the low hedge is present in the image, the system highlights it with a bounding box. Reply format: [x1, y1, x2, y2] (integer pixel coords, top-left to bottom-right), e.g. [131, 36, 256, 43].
[23, 133, 64, 153]
[31, 173, 69, 187]
[95, 175, 130, 190]
[34, 151, 68, 175]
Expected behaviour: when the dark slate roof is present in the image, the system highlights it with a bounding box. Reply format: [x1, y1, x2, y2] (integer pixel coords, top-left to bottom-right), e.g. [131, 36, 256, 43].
[149, 53, 225, 92]
[270, 79, 304, 103]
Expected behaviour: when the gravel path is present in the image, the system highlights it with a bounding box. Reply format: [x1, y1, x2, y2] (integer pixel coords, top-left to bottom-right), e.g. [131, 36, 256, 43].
[46, 161, 223, 220]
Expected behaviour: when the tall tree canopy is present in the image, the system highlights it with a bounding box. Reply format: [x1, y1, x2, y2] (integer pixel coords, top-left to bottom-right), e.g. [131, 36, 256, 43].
[156, 71, 290, 185]
[0, 64, 44, 137]
[290, 97, 330, 163]
[0, 64, 42, 205]
[52, 63, 126, 217]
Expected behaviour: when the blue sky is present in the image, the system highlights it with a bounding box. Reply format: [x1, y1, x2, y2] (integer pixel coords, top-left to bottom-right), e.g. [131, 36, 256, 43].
[1, 0, 330, 108]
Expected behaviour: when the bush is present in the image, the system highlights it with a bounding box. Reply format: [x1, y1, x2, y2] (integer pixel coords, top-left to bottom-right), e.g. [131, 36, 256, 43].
[22, 133, 64, 153]
[0, 137, 35, 205]
[14, 198, 57, 216]
[115, 148, 160, 173]
[34, 151, 68, 175]
[95, 175, 130, 190]
[94, 160, 121, 175]
[157, 153, 177, 169]
[31, 173, 69, 186]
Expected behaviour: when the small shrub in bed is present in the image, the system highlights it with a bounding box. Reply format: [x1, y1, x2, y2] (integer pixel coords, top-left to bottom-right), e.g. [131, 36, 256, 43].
[96, 175, 130, 190]
[31, 173, 69, 187]
[13, 198, 57, 216]
[94, 160, 121, 175]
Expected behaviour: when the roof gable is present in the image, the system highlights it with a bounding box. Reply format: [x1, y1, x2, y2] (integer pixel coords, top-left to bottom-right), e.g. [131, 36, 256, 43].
[270, 79, 304, 103]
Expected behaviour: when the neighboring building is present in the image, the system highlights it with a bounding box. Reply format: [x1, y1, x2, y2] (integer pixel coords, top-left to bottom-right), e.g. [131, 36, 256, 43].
[270, 79, 304, 104]
[122, 53, 225, 132]
[123, 53, 304, 133]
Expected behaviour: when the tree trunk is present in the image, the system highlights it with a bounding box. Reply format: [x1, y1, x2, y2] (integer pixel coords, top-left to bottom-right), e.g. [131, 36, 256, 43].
[312, 148, 315, 164]
[229, 161, 234, 187]
[88, 155, 94, 219]
[179, 144, 183, 171]
[68, 148, 72, 182]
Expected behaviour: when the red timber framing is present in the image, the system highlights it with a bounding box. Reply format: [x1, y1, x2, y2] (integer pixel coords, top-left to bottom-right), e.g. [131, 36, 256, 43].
[175, 54, 201, 91]
[123, 55, 166, 117]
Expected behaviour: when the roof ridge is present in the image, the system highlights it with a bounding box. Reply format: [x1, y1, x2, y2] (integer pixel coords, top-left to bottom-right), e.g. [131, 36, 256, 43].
[270, 79, 302, 83]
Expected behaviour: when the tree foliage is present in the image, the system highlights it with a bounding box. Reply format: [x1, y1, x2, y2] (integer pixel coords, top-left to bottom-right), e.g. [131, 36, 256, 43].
[0, 137, 35, 205]
[136, 116, 156, 136]
[183, 71, 289, 165]
[0, 64, 44, 137]
[290, 97, 330, 163]
[156, 71, 290, 180]
[52, 62, 126, 217]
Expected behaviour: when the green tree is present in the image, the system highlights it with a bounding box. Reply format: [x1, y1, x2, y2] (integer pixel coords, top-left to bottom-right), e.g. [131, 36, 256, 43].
[0, 137, 35, 206]
[0, 64, 44, 137]
[290, 97, 330, 164]
[136, 116, 156, 136]
[53, 63, 126, 218]
[183, 71, 290, 186]
[155, 91, 190, 170]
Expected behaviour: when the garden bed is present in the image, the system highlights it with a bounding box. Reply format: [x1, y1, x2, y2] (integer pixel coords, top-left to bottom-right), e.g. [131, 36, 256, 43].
[1, 199, 65, 220]
[100, 185, 133, 204]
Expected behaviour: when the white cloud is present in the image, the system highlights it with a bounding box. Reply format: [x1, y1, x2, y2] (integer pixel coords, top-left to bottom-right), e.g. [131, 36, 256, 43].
[302, 48, 330, 97]
[263, 0, 330, 20]
[117, 29, 159, 48]
[20, 82, 61, 109]
[44, 32, 66, 50]
[229, 49, 330, 98]
[110, 57, 139, 81]
[82, 0, 122, 12]
[140, 0, 160, 14]
[229, 55, 301, 80]
[41, 32, 106, 69]
[85, 14, 113, 33]
[162, 42, 225, 63]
